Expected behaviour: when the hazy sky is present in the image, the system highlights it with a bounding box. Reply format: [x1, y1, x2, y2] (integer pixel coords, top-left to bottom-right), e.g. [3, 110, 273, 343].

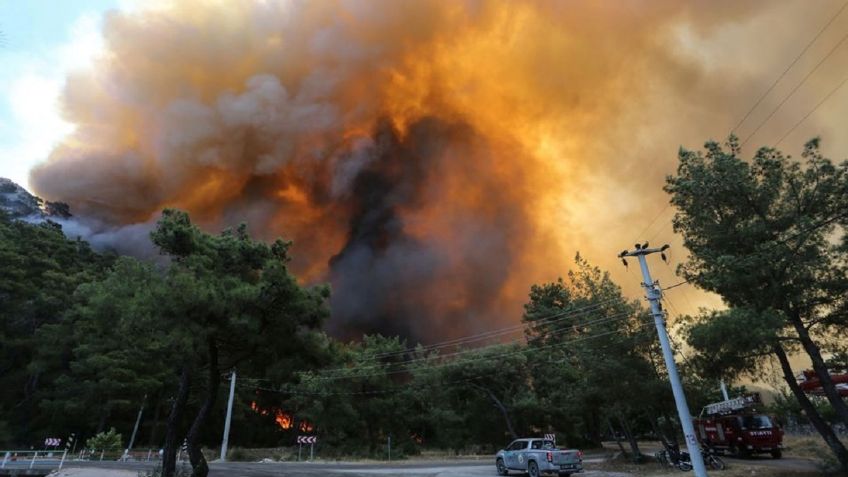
[0, 0, 121, 188]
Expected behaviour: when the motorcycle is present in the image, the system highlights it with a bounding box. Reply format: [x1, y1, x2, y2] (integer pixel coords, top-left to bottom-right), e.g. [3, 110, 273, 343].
[657, 442, 726, 471]
[678, 446, 727, 471]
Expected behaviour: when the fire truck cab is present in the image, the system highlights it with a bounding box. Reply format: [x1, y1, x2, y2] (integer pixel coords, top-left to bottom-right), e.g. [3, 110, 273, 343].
[693, 394, 783, 459]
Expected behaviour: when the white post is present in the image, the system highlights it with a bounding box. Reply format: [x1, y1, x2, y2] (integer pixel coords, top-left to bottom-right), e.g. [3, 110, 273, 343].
[220, 369, 237, 461]
[99, 450, 104, 461]
[127, 396, 146, 455]
[388, 435, 391, 461]
[2, 451, 9, 468]
[298, 443, 302, 461]
[29, 451, 38, 469]
[59, 449, 68, 469]
[720, 380, 730, 401]
[309, 442, 314, 461]
[625, 245, 708, 477]
[147, 449, 152, 461]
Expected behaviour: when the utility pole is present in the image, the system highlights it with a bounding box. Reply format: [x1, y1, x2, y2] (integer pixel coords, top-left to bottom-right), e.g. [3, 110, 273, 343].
[620, 243, 708, 477]
[220, 369, 237, 461]
[127, 395, 147, 457]
[719, 380, 730, 401]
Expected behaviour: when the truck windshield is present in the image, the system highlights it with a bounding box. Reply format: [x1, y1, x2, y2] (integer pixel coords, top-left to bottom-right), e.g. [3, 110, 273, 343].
[742, 415, 773, 429]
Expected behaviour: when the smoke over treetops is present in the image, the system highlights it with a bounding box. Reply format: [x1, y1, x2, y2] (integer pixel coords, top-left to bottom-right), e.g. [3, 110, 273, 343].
[29, 0, 846, 339]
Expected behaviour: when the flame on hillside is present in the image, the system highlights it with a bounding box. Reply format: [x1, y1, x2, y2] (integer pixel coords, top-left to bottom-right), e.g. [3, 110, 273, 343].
[250, 401, 299, 431]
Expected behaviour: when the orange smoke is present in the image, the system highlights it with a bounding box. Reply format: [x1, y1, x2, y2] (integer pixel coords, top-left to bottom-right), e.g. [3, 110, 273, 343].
[31, 1, 827, 337]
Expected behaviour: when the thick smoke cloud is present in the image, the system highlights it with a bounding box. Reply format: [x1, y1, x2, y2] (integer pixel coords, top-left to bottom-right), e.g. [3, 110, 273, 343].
[29, 0, 848, 339]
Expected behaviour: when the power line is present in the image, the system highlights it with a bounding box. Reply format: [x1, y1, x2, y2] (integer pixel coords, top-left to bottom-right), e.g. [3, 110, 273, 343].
[249, 321, 654, 395]
[741, 28, 848, 146]
[635, 6, 848, 265]
[659, 209, 848, 292]
[731, 0, 848, 134]
[302, 315, 645, 382]
[633, 203, 672, 243]
[365, 297, 622, 360]
[774, 73, 848, 146]
[312, 310, 636, 378]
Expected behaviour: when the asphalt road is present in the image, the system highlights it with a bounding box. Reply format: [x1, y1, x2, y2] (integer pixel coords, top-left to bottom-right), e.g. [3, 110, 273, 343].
[0, 453, 820, 476]
[3, 459, 626, 477]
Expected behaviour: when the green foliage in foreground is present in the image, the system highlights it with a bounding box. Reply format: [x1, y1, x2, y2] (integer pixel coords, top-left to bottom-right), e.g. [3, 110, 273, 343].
[668, 136, 848, 470]
[85, 427, 123, 451]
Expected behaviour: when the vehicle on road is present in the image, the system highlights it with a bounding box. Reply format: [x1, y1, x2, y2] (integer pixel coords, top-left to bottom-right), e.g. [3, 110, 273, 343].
[694, 393, 783, 458]
[495, 438, 582, 477]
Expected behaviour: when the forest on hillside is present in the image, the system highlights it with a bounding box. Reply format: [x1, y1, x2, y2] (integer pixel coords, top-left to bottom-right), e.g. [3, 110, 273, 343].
[1, 137, 847, 476]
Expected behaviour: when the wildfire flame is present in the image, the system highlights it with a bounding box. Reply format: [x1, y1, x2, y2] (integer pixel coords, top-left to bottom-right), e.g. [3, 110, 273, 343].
[250, 401, 297, 430]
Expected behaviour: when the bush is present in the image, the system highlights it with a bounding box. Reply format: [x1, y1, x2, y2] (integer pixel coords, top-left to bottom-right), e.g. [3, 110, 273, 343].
[85, 427, 122, 451]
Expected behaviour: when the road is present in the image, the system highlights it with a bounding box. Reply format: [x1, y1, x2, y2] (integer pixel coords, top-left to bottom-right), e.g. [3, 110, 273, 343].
[0, 454, 819, 476]
[3, 459, 631, 477]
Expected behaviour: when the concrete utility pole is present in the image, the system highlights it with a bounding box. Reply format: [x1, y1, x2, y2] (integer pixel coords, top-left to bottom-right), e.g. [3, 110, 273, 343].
[220, 369, 237, 461]
[127, 395, 147, 456]
[719, 380, 730, 401]
[620, 243, 708, 477]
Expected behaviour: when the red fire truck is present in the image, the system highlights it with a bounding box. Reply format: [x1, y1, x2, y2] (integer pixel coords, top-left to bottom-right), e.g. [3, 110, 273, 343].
[693, 394, 783, 459]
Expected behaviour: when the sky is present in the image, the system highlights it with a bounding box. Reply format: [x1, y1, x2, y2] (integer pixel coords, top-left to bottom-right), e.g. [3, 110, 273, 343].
[1, 1, 848, 352]
[0, 0, 122, 189]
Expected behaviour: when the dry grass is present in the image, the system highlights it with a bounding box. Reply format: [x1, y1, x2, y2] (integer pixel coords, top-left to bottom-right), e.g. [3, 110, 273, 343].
[587, 460, 822, 477]
[783, 434, 847, 460]
[586, 448, 828, 477]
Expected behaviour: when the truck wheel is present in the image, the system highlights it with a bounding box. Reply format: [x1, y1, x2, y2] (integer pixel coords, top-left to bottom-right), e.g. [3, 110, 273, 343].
[771, 449, 782, 459]
[496, 458, 508, 475]
[528, 460, 540, 477]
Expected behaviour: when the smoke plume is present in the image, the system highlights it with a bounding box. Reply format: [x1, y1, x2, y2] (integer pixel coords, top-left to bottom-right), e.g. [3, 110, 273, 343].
[29, 0, 848, 339]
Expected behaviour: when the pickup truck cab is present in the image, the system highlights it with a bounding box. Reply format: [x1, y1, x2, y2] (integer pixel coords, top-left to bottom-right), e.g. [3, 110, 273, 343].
[495, 438, 583, 477]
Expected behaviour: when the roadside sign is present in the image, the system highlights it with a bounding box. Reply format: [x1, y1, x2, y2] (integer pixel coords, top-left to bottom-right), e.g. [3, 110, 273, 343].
[297, 436, 317, 444]
[544, 433, 556, 442]
[44, 438, 61, 447]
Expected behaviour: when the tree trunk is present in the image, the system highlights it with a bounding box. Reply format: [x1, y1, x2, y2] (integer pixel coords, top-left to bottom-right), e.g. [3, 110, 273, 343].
[148, 398, 163, 448]
[186, 340, 220, 477]
[617, 414, 642, 462]
[163, 366, 191, 477]
[587, 409, 602, 446]
[774, 344, 848, 471]
[607, 419, 627, 457]
[96, 405, 110, 434]
[790, 316, 848, 428]
[476, 385, 518, 440]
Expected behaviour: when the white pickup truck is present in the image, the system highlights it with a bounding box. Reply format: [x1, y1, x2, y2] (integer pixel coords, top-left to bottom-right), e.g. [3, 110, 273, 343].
[495, 438, 583, 476]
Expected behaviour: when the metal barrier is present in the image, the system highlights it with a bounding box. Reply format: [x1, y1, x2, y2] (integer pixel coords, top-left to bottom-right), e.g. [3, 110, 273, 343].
[0, 448, 162, 470]
[0, 449, 65, 469]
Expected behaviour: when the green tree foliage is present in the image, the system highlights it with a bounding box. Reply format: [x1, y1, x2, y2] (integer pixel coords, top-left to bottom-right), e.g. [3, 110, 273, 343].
[522, 255, 667, 458]
[35, 258, 172, 440]
[85, 427, 122, 451]
[148, 209, 329, 477]
[667, 137, 848, 469]
[0, 210, 113, 445]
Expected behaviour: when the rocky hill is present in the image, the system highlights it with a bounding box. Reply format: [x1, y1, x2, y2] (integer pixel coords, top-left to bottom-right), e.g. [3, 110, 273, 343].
[0, 177, 71, 222]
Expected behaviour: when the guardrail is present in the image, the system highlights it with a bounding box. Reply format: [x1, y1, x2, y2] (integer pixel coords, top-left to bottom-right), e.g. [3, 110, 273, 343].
[1, 450, 67, 470]
[1, 448, 163, 470]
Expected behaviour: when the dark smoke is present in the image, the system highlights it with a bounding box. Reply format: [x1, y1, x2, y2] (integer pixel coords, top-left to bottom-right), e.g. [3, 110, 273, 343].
[328, 118, 523, 340]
